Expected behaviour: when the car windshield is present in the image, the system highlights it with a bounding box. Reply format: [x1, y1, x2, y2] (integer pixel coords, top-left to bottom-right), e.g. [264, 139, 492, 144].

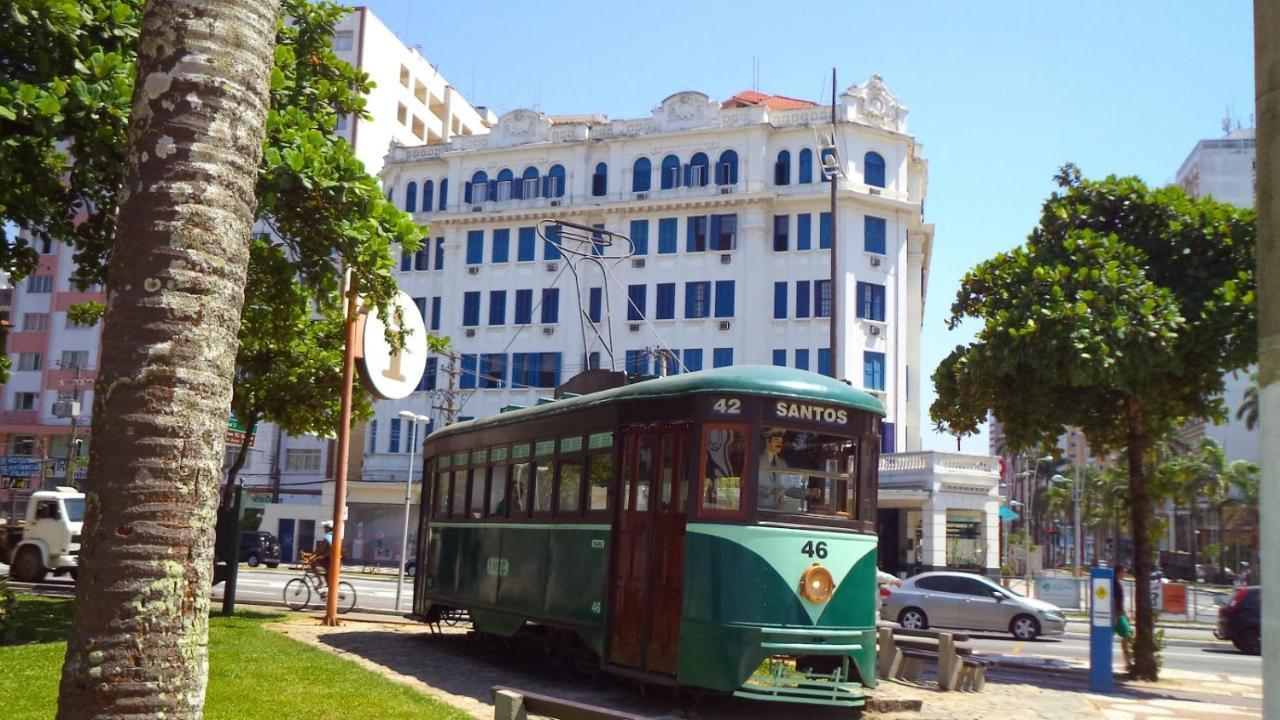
[62, 498, 85, 522]
[756, 429, 856, 518]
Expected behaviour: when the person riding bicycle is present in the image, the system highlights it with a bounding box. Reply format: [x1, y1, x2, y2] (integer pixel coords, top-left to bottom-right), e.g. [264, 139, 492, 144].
[311, 520, 333, 591]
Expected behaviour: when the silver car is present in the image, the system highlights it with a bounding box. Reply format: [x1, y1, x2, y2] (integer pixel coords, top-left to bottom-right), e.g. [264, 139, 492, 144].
[880, 571, 1066, 640]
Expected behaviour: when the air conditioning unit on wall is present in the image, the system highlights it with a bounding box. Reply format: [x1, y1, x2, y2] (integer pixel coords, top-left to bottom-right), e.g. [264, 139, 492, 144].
[869, 256, 882, 267]
[542, 326, 555, 336]
[464, 328, 476, 337]
[545, 262, 558, 272]
[467, 266, 480, 275]
[869, 325, 881, 335]
[632, 258, 646, 268]
[720, 254, 731, 265]
[628, 323, 641, 332]
[718, 320, 731, 331]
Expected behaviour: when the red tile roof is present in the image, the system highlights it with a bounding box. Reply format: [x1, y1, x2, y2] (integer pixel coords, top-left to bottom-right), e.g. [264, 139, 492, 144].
[723, 90, 818, 110]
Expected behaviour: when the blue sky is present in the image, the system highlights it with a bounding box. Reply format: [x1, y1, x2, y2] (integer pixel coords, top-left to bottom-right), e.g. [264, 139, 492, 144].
[356, 0, 1256, 454]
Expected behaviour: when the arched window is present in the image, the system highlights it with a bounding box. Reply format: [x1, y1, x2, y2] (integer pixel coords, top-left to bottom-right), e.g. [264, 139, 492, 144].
[688, 152, 709, 187]
[864, 151, 886, 188]
[520, 166, 539, 200]
[422, 180, 434, 212]
[716, 150, 738, 186]
[592, 162, 608, 197]
[632, 157, 652, 193]
[798, 149, 813, 184]
[545, 164, 566, 198]
[404, 181, 417, 212]
[660, 154, 681, 190]
[775, 150, 791, 185]
[496, 168, 515, 201]
[466, 170, 488, 204]
[438, 179, 448, 210]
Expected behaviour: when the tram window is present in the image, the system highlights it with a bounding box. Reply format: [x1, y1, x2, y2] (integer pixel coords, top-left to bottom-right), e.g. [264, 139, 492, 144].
[636, 436, 655, 511]
[488, 464, 509, 516]
[620, 435, 636, 510]
[510, 462, 532, 515]
[756, 427, 856, 518]
[470, 467, 488, 518]
[451, 470, 468, 516]
[700, 426, 747, 512]
[676, 435, 691, 513]
[558, 462, 582, 515]
[587, 453, 611, 511]
[659, 436, 675, 511]
[434, 472, 450, 517]
[533, 462, 554, 513]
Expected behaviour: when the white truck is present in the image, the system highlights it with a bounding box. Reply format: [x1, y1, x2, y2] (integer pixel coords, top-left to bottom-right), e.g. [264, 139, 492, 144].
[1, 487, 84, 582]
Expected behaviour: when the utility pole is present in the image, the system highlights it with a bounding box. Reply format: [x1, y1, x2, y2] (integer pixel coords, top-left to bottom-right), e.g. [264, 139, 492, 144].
[432, 351, 461, 426]
[54, 361, 91, 487]
[827, 67, 839, 379]
[1073, 430, 1083, 574]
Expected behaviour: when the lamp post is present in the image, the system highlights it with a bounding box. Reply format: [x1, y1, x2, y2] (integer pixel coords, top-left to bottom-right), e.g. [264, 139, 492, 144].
[395, 411, 430, 611]
[1024, 456, 1053, 594]
[1071, 430, 1084, 574]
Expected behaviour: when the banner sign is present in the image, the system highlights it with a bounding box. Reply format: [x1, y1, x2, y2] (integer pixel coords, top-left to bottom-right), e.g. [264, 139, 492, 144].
[0, 457, 44, 476]
[1034, 576, 1083, 610]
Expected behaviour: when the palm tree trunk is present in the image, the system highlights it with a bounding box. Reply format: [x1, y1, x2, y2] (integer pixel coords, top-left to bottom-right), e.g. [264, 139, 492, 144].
[56, 1, 279, 717]
[1125, 396, 1158, 680]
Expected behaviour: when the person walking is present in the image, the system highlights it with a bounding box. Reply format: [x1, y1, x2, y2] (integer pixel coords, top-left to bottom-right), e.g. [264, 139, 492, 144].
[1113, 563, 1133, 670]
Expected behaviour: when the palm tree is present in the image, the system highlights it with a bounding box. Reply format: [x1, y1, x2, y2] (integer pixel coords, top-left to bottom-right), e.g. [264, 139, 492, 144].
[1160, 439, 1257, 581]
[1235, 373, 1259, 431]
[56, 1, 279, 717]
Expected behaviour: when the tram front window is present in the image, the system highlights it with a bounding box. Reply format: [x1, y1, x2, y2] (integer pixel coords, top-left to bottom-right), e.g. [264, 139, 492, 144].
[756, 428, 856, 518]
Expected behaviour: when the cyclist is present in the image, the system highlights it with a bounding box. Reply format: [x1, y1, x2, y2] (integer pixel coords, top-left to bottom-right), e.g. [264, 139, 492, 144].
[311, 520, 333, 591]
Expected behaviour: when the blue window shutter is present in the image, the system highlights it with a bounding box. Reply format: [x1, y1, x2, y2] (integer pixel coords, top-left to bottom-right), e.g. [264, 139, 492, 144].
[420, 357, 438, 391]
[587, 352, 601, 370]
[404, 182, 417, 212]
[389, 418, 401, 453]
[708, 215, 720, 250]
[881, 422, 896, 454]
[627, 284, 646, 321]
[518, 227, 535, 261]
[775, 150, 791, 185]
[511, 353, 526, 387]
[865, 151, 886, 188]
[400, 249, 412, 271]
[430, 297, 441, 331]
[773, 215, 789, 251]
[712, 348, 733, 368]
[466, 230, 484, 264]
[857, 281, 885, 321]
[687, 216, 707, 252]
[368, 420, 378, 453]
[773, 282, 787, 319]
[630, 220, 649, 255]
[864, 351, 885, 390]
[798, 149, 813, 184]
[412, 296, 426, 324]
[817, 348, 832, 377]
[480, 353, 506, 388]
[865, 216, 887, 254]
[593, 162, 608, 196]
[819, 212, 832, 249]
[541, 288, 559, 324]
[460, 354, 478, 390]
[589, 288, 602, 323]
[632, 158, 652, 192]
[462, 291, 481, 326]
[682, 349, 702, 371]
[434, 237, 445, 270]
[712, 213, 736, 250]
[795, 349, 810, 371]
[492, 229, 510, 263]
[543, 225, 562, 260]
[815, 280, 831, 317]
[796, 281, 811, 318]
[488, 290, 506, 325]
[772, 349, 787, 367]
[515, 289, 532, 324]
[797, 213, 812, 250]
[626, 349, 648, 375]
[658, 218, 677, 254]
[716, 150, 738, 185]
[422, 180, 434, 211]
[438, 179, 448, 210]
[874, 284, 885, 321]
[714, 280, 734, 318]
[415, 246, 429, 270]
[656, 283, 675, 319]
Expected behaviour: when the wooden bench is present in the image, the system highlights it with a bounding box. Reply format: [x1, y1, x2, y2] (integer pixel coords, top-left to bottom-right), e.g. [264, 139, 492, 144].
[491, 686, 649, 720]
[877, 627, 992, 691]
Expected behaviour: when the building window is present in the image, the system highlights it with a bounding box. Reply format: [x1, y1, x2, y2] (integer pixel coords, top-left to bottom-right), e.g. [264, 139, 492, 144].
[686, 152, 709, 187]
[660, 154, 681, 190]
[465, 230, 484, 265]
[404, 181, 417, 212]
[480, 353, 506, 389]
[422, 180, 434, 213]
[865, 216, 887, 254]
[367, 420, 378, 453]
[795, 349, 810, 371]
[773, 282, 787, 319]
[496, 168, 514, 201]
[389, 418, 402, 453]
[396, 103, 408, 125]
[772, 349, 786, 367]
[865, 151, 886, 188]
[13, 392, 37, 411]
[332, 31, 354, 51]
[716, 150, 738, 185]
[710, 213, 736, 250]
[540, 288, 559, 324]
[7, 435, 36, 456]
[588, 288, 602, 323]
[400, 248, 412, 272]
[419, 357, 438, 392]
[460, 354, 478, 390]
[462, 292, 481, 327]
[430, 297, 441, 331]
[625, 349, 649, 375]
[16, 352, 42, 371]
[655, 283, 675, 320]
[658, 218, 678, 254]
[819, 212, 832, 249]
[795, 281, 811, 319]
[627, 284, 646, 321]
[856, 282, 886, 322]
[520, 167, 540, 199]
[512, 352, 561, 388]
[466, 171, 488, 204]
[27, 276, 53, 293]
[411, 116, 425, 140]
[335, 114, 348, 132]
[630, 219, 649, 255]
[414, 244, 429, 271]
[798, 148, 813, 184]
[686, 215, 707, 252]
[815, 279, 832, 318]
[438, 179, 448, 210]
[632, 157, 652, 192]
[285, 449, 322, 472]
[820, 147, 837, 182]
[543, 224, 562, 260]
[712, 348, 733, 368]
[773, 215, 789, 251]
[434, 237, 445, 270]
[775, 150, 791, 185]
[517, 226, 536, 262]
[21, 313, 49, 332]
[685, 282, 710, 319]
[545, 164, 566, 198]
[881, 421, 896, 454]
[61, 350, 89, 369]
[515, 289, 533, 325]
[683, 349, 703, 371]
[817, 348, 832, 377]
[488, 290, 506, 325]
[590, 224, 606, 256]
[586, 352, 601, 370]
[492, 229, 510, 263]
[399, 65, 410, 87]
[714, 280, 735, 318]
[796, 213, 812, 251]
[592, 162, 608, 197]
[864, 351, 886, 391]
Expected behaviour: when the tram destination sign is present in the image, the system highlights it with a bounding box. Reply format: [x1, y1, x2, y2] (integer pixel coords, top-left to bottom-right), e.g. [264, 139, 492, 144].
[772, 401, 849, 426]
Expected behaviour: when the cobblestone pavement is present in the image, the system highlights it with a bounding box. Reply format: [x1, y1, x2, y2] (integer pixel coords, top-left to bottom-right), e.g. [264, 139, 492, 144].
[268, 618, 1259, 719]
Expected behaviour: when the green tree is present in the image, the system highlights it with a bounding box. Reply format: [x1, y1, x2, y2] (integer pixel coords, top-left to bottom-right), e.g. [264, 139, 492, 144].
[55, 0, 278, 715]
[1236, 372, 1259, 431]
[931, 165, 1255, 680]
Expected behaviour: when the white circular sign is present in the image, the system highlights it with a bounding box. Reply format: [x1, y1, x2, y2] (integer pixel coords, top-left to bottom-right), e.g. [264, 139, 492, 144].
[358, 290, 429, 400]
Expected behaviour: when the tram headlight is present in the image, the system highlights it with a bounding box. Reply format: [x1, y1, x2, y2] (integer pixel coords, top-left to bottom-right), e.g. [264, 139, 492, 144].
[800, 564, 836, 604]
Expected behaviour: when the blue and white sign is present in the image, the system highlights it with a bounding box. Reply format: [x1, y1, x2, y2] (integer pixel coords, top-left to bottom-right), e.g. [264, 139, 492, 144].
[1089, 567, 1114, 692]
[1035, 576, 1083, 610]
[1, 457, 44, 476]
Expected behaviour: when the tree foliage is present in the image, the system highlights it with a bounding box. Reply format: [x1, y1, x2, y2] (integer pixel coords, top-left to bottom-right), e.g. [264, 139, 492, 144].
[931, 165, 1255, 680]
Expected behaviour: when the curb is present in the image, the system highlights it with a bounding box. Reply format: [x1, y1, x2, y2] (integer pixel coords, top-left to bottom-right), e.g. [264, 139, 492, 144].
[215, 597, 416, 622]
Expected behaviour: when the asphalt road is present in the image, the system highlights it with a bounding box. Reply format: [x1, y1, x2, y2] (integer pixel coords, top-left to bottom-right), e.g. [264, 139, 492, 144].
[210, 567, 414, 613]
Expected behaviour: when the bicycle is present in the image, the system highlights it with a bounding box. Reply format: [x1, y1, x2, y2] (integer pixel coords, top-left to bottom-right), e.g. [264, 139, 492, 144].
[284, 554, 356, 614]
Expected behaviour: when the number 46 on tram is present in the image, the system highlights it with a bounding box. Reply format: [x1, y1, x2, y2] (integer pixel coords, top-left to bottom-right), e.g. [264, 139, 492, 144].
[412, 365, 884, 708]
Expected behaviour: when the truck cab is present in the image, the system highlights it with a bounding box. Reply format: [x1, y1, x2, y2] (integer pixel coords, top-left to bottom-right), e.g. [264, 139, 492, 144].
[3, 487, 85, 582]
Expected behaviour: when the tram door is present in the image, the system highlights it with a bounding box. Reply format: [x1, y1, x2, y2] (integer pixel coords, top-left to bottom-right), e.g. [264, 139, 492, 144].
[609, 424, 689, 674]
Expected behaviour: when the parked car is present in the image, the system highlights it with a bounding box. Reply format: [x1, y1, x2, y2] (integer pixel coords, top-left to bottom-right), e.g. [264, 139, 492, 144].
[880, 571, 1067, 641]
[239, 531, 281, 568]
[1216, 586, 1260, 655]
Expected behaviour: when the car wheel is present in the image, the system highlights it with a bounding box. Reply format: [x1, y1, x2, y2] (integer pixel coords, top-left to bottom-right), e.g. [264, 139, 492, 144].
[1011, 614, 1041, 641]
[246, 554, 260, 568]
[898, 607, 928, 630]
[12, 546, 46, 583]
[265, 562, 279, 569]
[1232, 628, 1261, 656]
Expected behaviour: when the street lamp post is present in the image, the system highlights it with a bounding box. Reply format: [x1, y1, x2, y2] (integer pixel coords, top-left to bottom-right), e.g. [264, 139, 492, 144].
[1071, 430, 1084, 574]
[395, 411, 430, 611]
[1024, 456, 1053, 594]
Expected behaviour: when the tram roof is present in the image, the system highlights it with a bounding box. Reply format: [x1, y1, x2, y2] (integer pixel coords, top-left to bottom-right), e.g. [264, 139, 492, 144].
[429, 365, 884, 441]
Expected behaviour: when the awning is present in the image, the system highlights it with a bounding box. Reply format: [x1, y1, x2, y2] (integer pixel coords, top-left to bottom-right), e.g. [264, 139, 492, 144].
[999, 507, 1020, 521]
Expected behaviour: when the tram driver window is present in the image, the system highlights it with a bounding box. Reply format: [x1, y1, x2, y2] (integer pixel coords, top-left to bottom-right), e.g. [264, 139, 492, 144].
[434, 472, 450, 517]
[756, 428, 856, 517]
[587, 453, 611, 511]
[700, 427, 746, 512]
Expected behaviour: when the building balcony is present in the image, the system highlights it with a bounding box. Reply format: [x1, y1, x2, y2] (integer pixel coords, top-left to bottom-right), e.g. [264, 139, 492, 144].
[878, 451, 999, 494]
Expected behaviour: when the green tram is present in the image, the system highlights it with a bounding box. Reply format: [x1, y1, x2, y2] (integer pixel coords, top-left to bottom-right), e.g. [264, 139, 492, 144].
[412, 365, 884, 707]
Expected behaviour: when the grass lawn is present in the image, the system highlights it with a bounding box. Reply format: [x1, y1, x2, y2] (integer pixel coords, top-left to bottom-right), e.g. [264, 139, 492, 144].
[0, 594, 470, 720]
